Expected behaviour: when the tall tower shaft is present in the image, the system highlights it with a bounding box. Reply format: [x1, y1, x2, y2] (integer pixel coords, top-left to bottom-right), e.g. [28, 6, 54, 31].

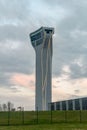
[30, 27, 54, 111]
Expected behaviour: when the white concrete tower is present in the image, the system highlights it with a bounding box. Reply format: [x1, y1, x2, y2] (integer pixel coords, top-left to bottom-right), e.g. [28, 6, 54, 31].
[30, 27, 54, 111]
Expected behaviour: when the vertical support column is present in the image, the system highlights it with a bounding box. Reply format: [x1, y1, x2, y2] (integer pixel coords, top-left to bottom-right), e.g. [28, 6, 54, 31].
[54, 102, 56, 111]
[79, 98, 82, 110]
[60, 101, 62, 111]
[72, 99, 75, 110]
[66, 100, 68, 111]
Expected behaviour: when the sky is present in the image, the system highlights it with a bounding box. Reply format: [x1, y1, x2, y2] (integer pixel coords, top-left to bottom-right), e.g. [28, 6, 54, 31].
[0, 0, 87, 110]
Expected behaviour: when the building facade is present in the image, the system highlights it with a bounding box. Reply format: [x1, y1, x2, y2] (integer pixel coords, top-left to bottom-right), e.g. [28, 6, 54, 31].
[30, 27, 54, 111]
[49, 97, 87, 111]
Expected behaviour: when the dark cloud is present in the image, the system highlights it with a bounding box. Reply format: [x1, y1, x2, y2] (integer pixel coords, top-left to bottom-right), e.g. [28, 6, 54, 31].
[0, 25, 29, 42]
[0, 0, 87, 89]
[0, 41, 34, 74]
[0, 0, 30, 22]
[52, 0, 87, 79]
[0, 73, 10, 86]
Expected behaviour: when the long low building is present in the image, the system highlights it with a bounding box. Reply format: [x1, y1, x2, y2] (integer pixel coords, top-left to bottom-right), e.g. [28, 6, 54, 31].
[49, 97, 87, 111]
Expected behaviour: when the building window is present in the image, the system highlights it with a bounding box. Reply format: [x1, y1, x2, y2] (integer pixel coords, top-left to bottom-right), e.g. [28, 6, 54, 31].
[75, 99, 80, 110]
[56, 102, 60, 110]
[62, 101, 66, 110]
[68, 100, 73, 110]
[31, 32, 41, 41]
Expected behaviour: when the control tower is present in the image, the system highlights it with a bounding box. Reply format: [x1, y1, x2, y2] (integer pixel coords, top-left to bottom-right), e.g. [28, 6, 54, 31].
[30, 27, 54, 111]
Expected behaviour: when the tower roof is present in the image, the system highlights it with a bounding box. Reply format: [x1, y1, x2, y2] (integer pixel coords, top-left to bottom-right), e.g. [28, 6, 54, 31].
[30, 27, 54, 37]
[30, 27, 54, 47]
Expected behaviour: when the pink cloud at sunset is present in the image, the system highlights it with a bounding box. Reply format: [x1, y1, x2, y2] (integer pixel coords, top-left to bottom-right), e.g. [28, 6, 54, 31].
[9, 72, 87, 103]
[10, 73, 35, 89]
[52, 76, 87, 102]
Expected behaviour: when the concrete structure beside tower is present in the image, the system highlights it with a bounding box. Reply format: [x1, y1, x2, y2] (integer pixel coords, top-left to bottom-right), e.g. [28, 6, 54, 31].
[30, 27, 54, 111]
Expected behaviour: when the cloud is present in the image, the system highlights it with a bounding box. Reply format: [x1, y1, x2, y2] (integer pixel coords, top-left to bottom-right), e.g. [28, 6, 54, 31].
[0, 0, 30, 23]
[0, 86, 35, 110]
[51, 0, 87, 79]
[52, 76, 87, 102]
[10, 73, 35, 88]
[0, 39, 35, 75]
[0, 73, 11, 86]
[0, 25, 28, 42]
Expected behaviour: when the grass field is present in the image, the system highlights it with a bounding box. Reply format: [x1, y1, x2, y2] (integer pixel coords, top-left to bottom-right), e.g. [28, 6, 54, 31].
[0, 111, 87, 130]
[0, 123, 87, 130]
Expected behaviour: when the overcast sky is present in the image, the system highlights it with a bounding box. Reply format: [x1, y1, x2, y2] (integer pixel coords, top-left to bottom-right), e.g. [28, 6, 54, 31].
[0, 0, 87, 110]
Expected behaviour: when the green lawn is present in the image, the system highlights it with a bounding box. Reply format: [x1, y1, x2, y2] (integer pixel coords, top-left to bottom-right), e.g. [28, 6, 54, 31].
[0, 110, 87, 125]
[0, 123, 87, 130]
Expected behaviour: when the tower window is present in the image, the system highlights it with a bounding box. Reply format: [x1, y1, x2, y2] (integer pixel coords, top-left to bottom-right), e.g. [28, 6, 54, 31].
[45, 29, 52, 34]
[31, 32, 41, 41]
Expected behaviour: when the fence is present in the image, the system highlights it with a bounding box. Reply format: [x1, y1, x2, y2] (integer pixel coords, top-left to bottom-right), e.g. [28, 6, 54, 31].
[0, 110, 87, 126]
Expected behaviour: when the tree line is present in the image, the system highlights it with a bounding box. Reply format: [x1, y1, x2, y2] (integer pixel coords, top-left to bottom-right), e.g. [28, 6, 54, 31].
[0, 102, 14, 111]
[0, 102, 24, 111]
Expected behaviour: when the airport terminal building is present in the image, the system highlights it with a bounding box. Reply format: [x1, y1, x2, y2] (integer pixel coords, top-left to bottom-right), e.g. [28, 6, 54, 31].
[49, 97, 87, 111]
